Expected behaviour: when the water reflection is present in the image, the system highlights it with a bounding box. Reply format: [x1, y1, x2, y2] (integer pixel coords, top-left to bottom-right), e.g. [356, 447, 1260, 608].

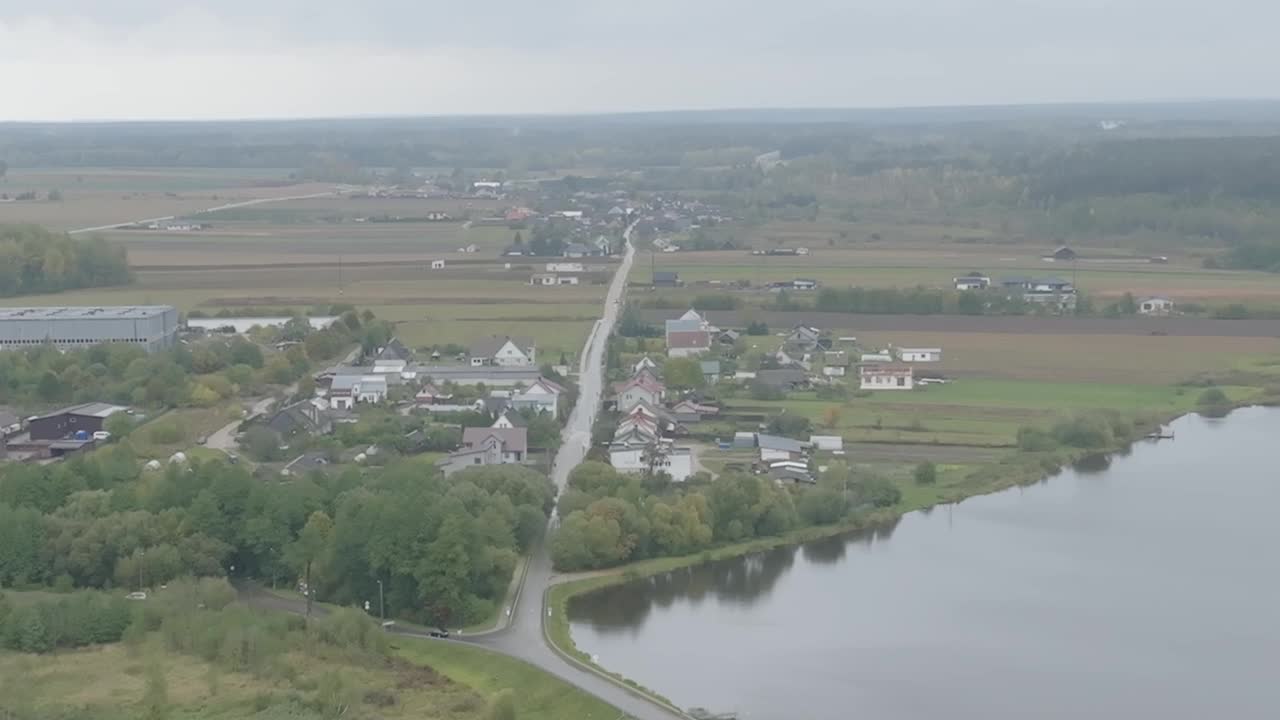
[567, 408, 1280, 720]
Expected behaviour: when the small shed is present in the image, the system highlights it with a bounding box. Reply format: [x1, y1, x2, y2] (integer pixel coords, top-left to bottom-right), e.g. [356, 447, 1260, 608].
[1139, 297, 1175, 315]
[430, 259, 446, 270]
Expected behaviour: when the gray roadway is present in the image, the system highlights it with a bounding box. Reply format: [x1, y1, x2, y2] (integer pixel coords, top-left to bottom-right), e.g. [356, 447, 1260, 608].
[461, 224, 691, 720]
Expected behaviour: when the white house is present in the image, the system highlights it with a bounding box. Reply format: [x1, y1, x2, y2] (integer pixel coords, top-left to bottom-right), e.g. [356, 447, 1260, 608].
[859, 365, 914, 391]
[822, 365, 847, 377]
[809, 435, 844, 451]
[609, 441, 694, 482]
[511, 377, 566, 419]
[328, 375, 388, 409]
[898, 348, 942, 363]
[614, 375, 665, 413]
[469, 336, 536, 367]
[632, 355, 659, 375]
[1139, 297, 1175, 315]
[860, 352, 893, 363]
[757, 434, 806, 462]
[546, 262, 585, 273]
[372, 358, 408, 374]
[954, 274, 991, 290]
[430, 259, 446, 270]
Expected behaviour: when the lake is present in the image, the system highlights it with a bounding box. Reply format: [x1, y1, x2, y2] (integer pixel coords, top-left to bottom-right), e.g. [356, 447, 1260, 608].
[568, 407, 1280, 720]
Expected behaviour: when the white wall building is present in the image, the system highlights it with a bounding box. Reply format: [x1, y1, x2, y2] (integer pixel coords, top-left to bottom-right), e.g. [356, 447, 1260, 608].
[859, 365, 914, 391]
[898, 348, 942, 363]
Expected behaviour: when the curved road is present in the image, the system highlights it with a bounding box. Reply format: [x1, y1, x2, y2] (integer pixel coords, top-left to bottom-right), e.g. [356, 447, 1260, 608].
[462, 224, 692, 720]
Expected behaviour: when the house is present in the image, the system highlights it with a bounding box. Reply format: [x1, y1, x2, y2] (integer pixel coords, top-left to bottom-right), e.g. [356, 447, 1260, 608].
[809, 435, 844, 451]
[430, 259, 446, 270]
[615, 374, 666, 413]
[1044, 246, 1078, 262]
[755, 369, 809, 392]
[460, 427, 527, 463]
[266, 400, 333, 443]
[954, 274, 991, 290]
[769, 465, 816, 486]
[609, 440, 694, 482]
[756, 434, 807, 462]
[791, 279, 819, 291]
[784, 325, 829, 352]
[414, 383, 452, 405]
[532, 273, 582, 286]
[328, 375, 388, 409]
[469, 336, 536, 367]
[822, 365, 847, 377]
[860, 352, 893, 363]
[563, 242, 591, 258]
[733, 431, 756, 449]
[669, 399, 719, 424]
[653, 271, 680, 287]
[632, 355, 659, 375]
[377, 338, 413, 363]
[593, 236, 612, 254]
[699, 360, 721, 384]
[718, 329, 741, 345]
[511, 377, 567, 419]
[898, 348, 942, 363]
[1139, 297, 1175, 316]
[27, 403, 128, 441]
[666, 330, 711, 358]
[859, 365, 914, 391]
[546, 262, 584, 273]
[281, 452, 333, 477]
[491, 410, 529, 430]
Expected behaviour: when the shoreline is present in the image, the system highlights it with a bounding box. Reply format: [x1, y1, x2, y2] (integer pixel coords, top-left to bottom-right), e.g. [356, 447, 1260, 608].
[542, 402, 1270, 696]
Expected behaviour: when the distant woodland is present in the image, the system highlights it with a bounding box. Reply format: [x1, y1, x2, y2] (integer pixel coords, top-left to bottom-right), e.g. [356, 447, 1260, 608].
[4, 103, 1280, 270]
[0, 226, 133, 297]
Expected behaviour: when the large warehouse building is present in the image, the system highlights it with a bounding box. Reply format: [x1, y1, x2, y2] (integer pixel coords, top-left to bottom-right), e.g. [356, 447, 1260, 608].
[0, 306, 179, 353]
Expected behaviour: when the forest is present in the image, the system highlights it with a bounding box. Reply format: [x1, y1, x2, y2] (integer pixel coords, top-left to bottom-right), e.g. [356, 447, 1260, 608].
[550, 461, 900, 572]
[0, 226, 132, 297]
[0, 446, 555, 629]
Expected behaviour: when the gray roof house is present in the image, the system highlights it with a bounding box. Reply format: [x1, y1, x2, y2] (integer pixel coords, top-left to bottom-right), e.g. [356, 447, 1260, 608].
[266, 400, 332, 441]
[755, 369, 810, 391]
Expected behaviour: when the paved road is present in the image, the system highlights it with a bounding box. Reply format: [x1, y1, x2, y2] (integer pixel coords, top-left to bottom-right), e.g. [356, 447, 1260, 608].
[68, 190, 341, 235]
[457, 223, 694, 720]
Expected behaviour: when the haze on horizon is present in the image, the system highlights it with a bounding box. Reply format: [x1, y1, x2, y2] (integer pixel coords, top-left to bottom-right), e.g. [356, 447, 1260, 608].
[1, 0, 1277, 122]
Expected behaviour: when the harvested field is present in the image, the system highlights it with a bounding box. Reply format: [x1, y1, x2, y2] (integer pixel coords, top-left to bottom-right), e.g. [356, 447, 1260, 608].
[640, 309, 1280, 338]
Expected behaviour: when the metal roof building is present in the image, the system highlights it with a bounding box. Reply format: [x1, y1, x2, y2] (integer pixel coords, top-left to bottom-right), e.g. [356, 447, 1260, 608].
[0, 306, 178, 353]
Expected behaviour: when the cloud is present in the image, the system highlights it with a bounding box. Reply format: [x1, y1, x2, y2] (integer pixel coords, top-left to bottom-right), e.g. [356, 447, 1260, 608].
[1, 1, 1278, 120]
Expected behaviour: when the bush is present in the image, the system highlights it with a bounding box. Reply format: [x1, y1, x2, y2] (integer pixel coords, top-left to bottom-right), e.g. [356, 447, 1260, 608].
[1050, 415, 1114, 449]
[914, 462, 937, 485]
[1197, 387, 1229, 407]
[749, 381, 785, 401]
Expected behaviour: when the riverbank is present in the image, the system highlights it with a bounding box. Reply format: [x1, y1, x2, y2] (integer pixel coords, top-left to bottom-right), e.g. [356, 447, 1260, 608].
[544, 401, 1276, 684]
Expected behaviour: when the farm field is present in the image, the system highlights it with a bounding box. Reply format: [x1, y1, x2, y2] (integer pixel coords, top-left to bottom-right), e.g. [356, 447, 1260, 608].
[635, 242, 1280, 307]
[1, 185, 612, 362]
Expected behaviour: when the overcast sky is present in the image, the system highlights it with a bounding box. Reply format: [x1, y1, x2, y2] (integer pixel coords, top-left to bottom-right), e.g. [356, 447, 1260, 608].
[1, 0, 1276, 121]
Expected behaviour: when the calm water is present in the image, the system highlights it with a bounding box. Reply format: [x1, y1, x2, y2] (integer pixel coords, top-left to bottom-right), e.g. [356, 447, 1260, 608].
[568, 407, 1280, 720]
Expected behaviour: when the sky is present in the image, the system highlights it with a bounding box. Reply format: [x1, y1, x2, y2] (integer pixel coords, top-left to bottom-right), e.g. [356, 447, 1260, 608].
[1, 0, 1277, 121]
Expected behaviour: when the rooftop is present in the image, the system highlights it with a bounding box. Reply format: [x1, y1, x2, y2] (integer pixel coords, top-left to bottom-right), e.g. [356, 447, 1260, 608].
[0, 306, 174, 320]
[462, 426, 528, 454]
[34, 402, 129, 420]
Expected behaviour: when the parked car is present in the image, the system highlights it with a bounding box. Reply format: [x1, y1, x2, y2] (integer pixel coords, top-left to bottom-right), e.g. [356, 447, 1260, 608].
[428, 629, 449, 639]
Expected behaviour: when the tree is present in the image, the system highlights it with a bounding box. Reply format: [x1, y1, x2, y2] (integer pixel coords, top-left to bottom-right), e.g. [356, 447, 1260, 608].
[286, 511, 333, 618]
[822, 406, 842, 429]
[142, 660, 169, 720]
[914, 461, 937, 485]
[745, 320, 769, 335]
[512, 232, 523, 246]
[663, 357, 705, 391]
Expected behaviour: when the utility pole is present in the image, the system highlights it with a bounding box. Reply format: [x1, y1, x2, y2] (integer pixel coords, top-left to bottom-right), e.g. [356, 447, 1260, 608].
[138, 548, 145, 591]
[377, 579, 385, 624]
[338, 255, 344, 296]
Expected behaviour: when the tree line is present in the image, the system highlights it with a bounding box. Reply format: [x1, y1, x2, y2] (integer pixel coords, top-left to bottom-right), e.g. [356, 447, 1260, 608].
[0, 443, 554, 630]
[0, 225, 132, 297]
[550, 462, 901, 572]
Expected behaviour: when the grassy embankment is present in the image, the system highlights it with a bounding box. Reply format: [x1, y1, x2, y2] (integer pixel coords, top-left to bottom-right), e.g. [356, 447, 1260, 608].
[0, 631, 620, 720]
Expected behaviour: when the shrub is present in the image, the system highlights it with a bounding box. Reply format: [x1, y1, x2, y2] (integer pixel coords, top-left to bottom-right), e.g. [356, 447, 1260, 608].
[1016, 426, 1057, 452]
[914, 462, 937, 485]
[1197, 387, 1229, 407]
[1050, 415, 1114, 449]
